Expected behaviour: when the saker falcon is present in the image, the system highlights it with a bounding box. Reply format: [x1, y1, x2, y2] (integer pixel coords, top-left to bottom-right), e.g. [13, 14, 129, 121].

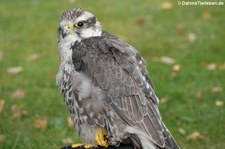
[56, 8, 180, 149]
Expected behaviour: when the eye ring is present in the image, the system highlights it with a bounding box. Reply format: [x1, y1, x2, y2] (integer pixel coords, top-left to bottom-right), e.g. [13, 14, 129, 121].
[75, 21, 84, 28]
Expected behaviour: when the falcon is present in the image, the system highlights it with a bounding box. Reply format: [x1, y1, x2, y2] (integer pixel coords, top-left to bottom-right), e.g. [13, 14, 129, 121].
[56, 8, 180, 149]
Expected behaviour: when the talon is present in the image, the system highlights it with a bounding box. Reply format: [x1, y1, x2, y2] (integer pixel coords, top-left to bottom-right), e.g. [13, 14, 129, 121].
[103, 128, 110, 139]
[71, 143, 84, 148]
[96, 127, 109, 148]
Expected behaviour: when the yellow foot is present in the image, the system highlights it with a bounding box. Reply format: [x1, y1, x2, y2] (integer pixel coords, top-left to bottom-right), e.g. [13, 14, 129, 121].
[71, 143, 96, 149]
[96, 127, 109, 148]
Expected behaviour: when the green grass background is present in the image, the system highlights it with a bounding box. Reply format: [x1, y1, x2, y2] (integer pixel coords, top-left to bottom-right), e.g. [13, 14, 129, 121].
[0, 0, 224, 148]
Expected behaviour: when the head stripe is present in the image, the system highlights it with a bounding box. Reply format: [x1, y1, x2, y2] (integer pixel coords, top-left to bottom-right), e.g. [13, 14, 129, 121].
[60, 8, 84, 21]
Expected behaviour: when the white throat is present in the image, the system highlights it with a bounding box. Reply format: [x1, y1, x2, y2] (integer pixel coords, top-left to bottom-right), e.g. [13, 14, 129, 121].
[58, 36, 75, 63]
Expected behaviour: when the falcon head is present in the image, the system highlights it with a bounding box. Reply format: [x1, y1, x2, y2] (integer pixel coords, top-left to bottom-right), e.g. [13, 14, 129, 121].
[58, 8, 102, 42]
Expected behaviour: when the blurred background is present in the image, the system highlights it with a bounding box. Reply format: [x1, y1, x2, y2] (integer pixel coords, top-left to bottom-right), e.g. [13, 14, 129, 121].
[0, 0, 224, 148]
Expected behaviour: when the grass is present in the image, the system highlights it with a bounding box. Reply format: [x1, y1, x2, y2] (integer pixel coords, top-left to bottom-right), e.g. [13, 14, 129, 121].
[0, 0, 224, 148]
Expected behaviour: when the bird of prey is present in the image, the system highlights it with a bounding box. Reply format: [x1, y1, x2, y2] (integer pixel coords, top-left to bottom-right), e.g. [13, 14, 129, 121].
[56, 8, 180, 149]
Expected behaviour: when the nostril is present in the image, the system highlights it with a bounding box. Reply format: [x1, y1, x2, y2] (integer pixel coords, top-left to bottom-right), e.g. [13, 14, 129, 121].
[65, 25, 72, 30]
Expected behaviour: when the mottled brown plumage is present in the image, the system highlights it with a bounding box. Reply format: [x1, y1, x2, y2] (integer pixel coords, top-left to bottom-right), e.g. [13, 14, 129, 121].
[57, 8, 179, 149]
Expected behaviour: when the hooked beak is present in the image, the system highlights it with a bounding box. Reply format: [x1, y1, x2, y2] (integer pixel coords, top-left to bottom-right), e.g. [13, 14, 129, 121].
[61, 25, 74, 38]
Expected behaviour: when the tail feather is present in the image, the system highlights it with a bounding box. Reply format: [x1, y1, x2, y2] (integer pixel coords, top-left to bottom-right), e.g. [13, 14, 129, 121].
[125, 126, 156, 149]
[161, 123, 180, 149]
[125, 126, 179, 149]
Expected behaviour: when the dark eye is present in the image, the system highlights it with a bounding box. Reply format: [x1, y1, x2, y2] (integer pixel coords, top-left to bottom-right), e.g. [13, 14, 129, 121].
[75, 21, 84, 28]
